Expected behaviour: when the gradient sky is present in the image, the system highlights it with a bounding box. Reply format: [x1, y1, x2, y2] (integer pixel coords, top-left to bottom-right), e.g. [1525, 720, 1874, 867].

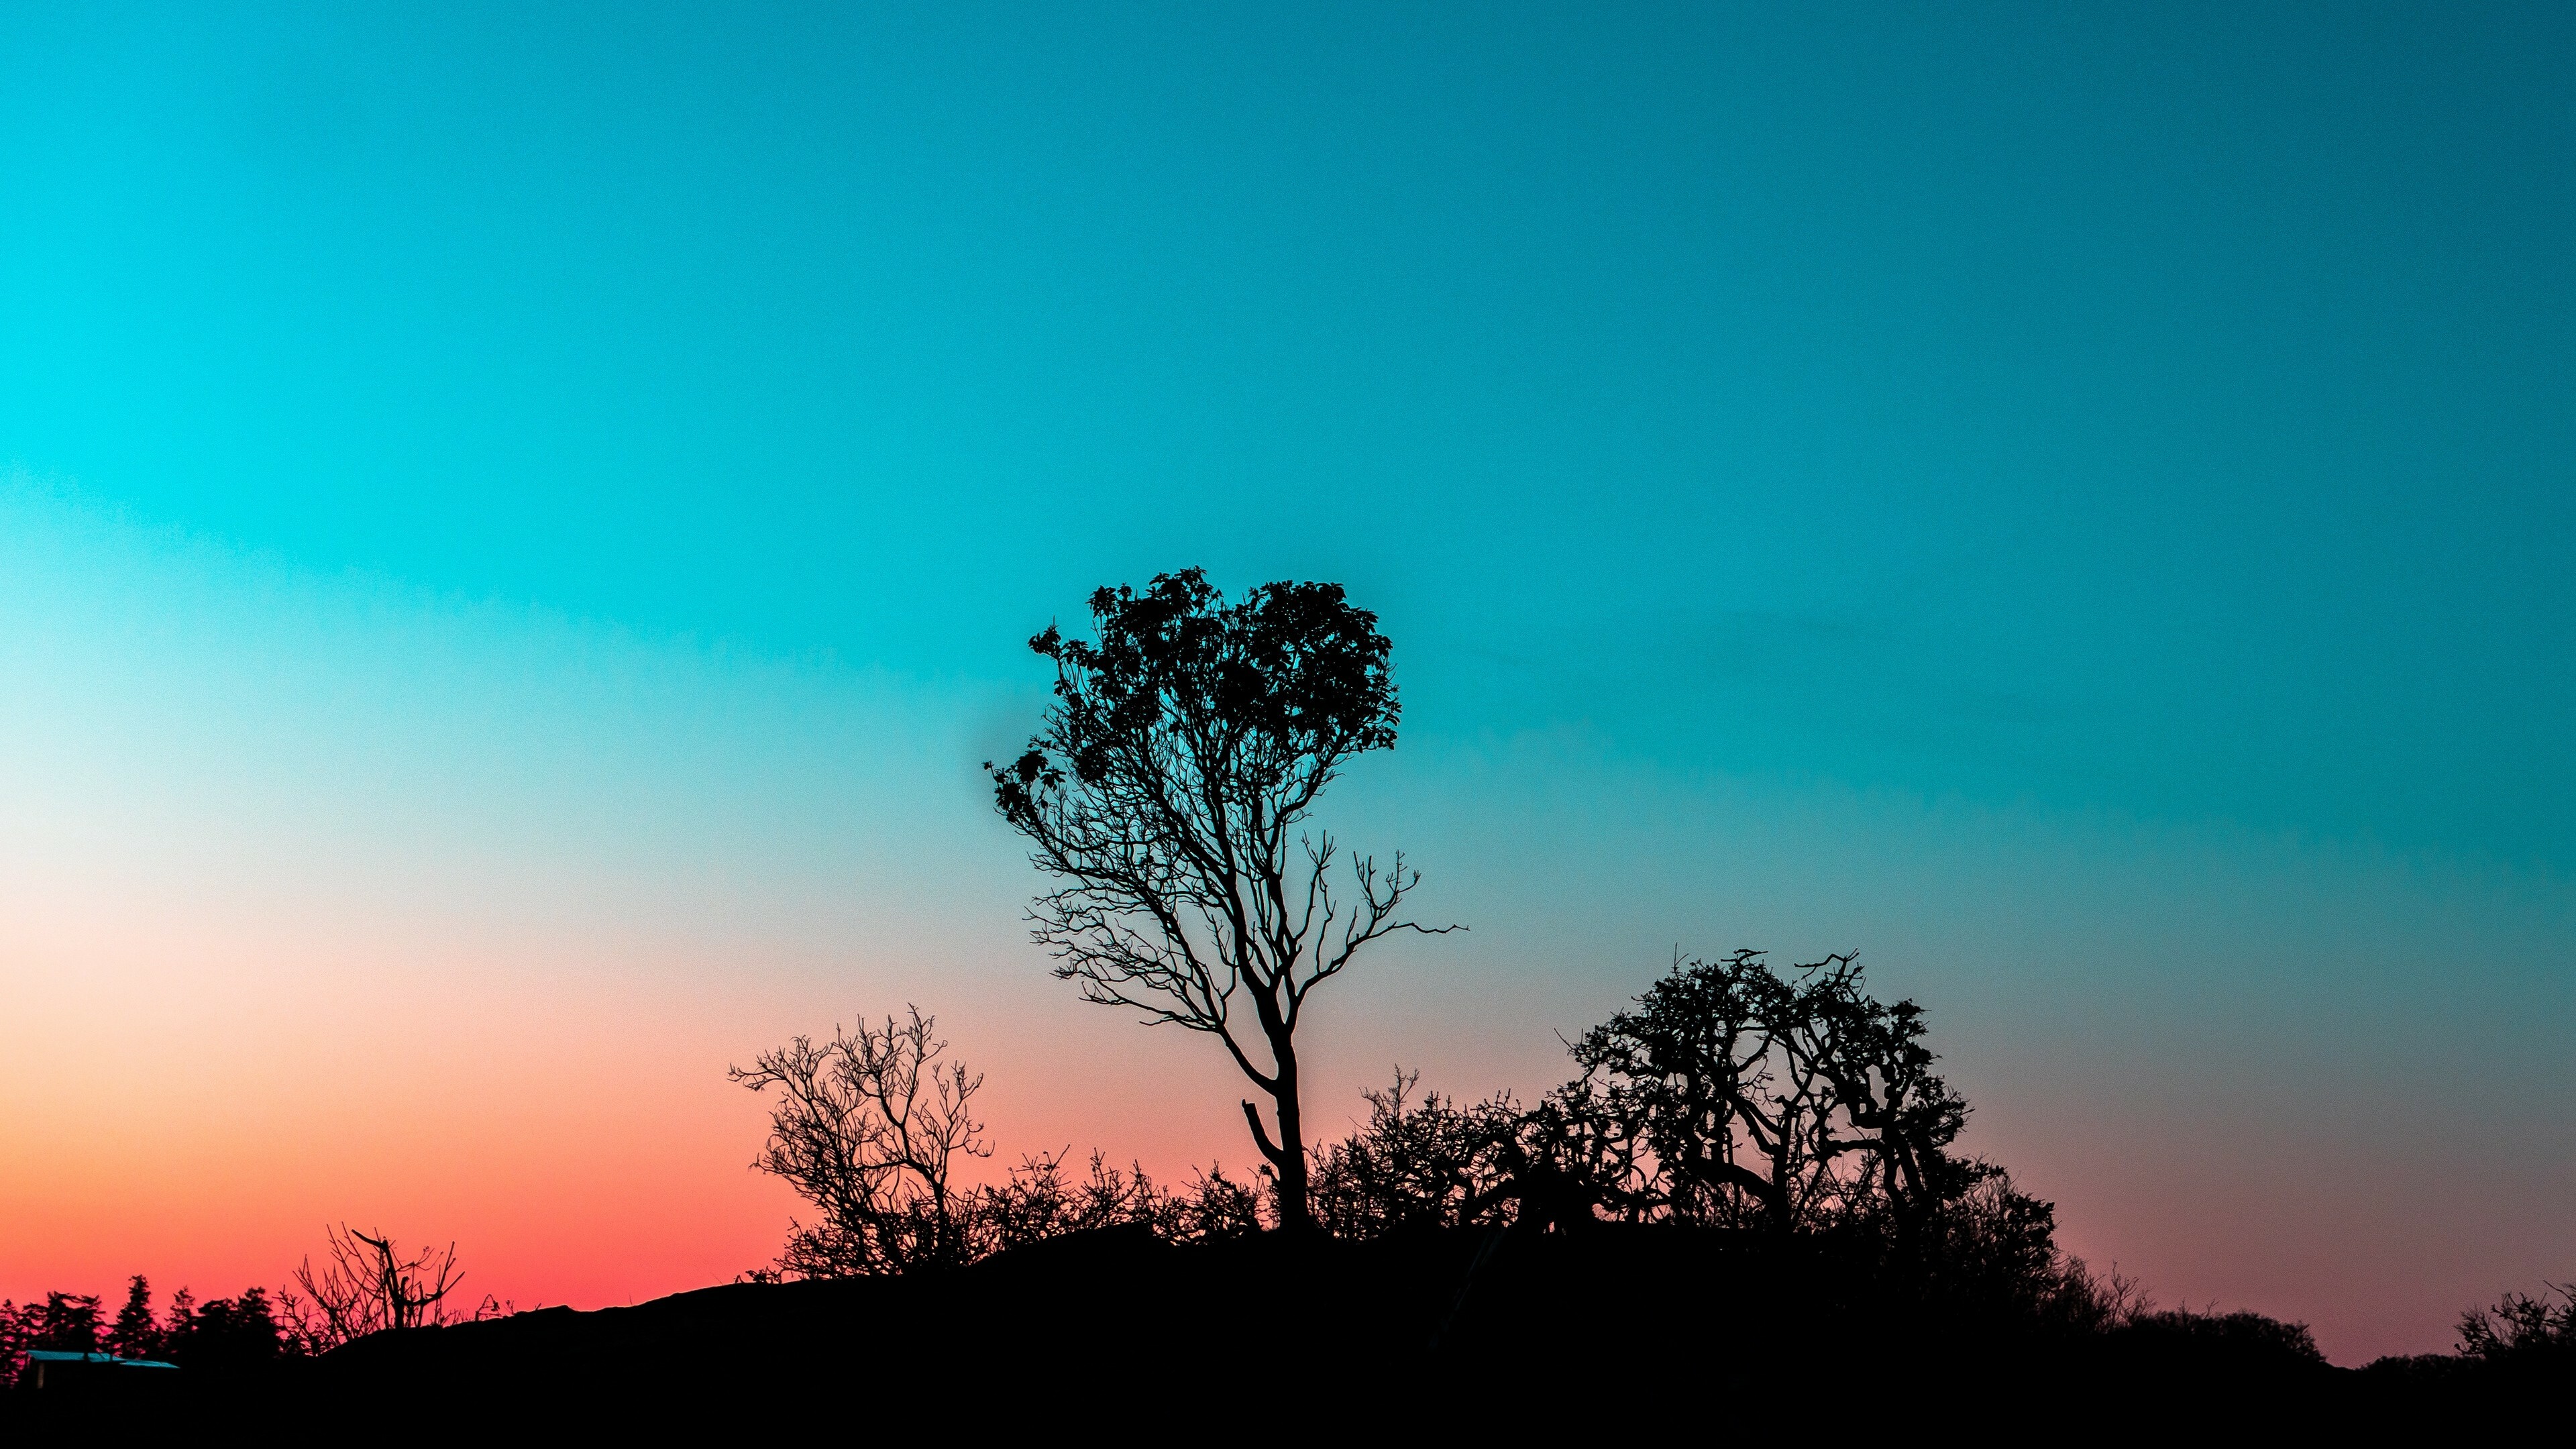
[3, 3, 2571, 1361]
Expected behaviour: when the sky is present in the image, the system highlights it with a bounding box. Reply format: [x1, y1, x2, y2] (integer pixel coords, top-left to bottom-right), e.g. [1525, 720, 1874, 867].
[2, 3, 2571, 1362]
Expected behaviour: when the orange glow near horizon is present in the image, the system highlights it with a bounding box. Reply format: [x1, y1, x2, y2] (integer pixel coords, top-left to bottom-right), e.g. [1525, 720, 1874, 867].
[5, 495, 2572, 1367]
[0, 900, 1307, 1313]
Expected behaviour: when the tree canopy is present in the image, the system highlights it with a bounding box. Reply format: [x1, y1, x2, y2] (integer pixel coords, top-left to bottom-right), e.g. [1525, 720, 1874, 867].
[989, 568, 1452, 1229]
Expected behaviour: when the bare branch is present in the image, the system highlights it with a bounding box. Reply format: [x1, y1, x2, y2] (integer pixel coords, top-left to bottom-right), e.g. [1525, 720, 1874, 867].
[729, 1007, 990, 1276]
[292, 1226, 466, 1348]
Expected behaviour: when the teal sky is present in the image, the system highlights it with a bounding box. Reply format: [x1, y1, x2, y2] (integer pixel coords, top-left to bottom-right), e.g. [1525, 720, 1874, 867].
[3, 4, 2571, 1360]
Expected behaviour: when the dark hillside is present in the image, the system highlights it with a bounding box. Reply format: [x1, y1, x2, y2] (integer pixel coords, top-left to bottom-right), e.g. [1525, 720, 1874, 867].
[17, 1225, 2535, 1436]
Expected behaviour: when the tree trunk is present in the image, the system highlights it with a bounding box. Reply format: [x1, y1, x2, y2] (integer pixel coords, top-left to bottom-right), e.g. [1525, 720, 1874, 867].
[1272, 1053, 1310, 1233]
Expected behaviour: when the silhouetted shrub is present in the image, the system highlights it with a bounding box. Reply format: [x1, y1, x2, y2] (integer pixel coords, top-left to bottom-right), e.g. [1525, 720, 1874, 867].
[1904, 1167, 2152, 1332]
[2459, 1281, 2576, 1366]
[2353, 1279, 2574, 1406]
[1309, 1071, 1519, 1239]
[735, 1008, 1278, 1279]
[731, 1007, 992, 1275]
[2110, 1305, 2328, 1373]
[972, 1150, 1264, 1252]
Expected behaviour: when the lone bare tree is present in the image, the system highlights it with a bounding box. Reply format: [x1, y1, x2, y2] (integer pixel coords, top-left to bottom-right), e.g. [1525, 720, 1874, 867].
[989, 569, 1456, 1231]
[291, 1226, 464, 1347]
[730, 1006, 991, 1275]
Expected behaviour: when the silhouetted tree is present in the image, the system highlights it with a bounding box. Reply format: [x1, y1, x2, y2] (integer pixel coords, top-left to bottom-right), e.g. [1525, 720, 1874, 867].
[291, 1226, 464, 1347]
[31, 1292, 101, 1356]
[989, 569, 1456, 1230]
[1567, 949, 1970, 1242]
[162, 1286, 300, 1373]
[731, 1007, 991, 1275]
[3, 1291, 101, 1381]
[106, 1275, 162, 1360]
[1798, 955, 1983, 1252]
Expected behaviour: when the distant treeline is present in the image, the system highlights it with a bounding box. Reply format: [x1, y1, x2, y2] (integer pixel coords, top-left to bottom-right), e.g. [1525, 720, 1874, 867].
[3, 1225, 490, 1388]
[0, 1279, 309, 1379]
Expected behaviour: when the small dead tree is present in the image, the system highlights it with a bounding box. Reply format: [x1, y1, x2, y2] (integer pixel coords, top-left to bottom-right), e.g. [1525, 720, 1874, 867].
[989, 570, 1458, 1231]
[292, 1227, 463, 1347]
[731, 1006, 990, 1275]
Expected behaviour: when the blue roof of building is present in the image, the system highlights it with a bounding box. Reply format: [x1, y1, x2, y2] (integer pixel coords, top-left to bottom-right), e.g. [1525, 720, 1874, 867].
[23, 1350, 180, 1368]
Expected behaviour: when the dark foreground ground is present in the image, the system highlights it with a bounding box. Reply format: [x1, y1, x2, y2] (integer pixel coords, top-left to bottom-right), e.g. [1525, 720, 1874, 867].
[7, 1225, 2557, 1438]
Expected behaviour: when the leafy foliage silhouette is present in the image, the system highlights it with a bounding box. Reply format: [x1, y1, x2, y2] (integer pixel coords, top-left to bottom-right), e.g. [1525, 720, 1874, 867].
[1554, 949, 1977, 1248]
[987, 568, 1456, 1230]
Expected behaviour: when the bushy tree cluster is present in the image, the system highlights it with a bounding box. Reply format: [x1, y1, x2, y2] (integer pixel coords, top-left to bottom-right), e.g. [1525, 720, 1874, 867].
[1301, 950, 1994, 1245]
[736, 947, 2141, 1332]
[0, 1291, 105, 1374]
